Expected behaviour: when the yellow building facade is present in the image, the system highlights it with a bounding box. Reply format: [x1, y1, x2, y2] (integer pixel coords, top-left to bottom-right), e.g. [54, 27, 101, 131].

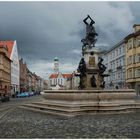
[125, 25, 140, 94]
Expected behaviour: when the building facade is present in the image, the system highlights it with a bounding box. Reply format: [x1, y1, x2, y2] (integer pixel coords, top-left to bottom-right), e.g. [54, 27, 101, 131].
[103, 40, 126, 89]
[19, 58, 28, 92]
[0, 42, 11, 95]
[49, 73, 72, 90]
[125, 24, 140, 94]
[49, 57, 73, 90]
[71, 71, 80, 89]
[7, 41, 20, 95]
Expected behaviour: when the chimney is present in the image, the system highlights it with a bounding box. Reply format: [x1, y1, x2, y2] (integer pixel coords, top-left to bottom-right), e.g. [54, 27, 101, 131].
[133, 24, 140, 33]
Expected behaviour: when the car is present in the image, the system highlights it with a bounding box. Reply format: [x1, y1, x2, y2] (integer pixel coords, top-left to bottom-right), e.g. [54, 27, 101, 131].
[0, 95, 10, 102]
[29, 92, 34, 96]
[16, 92, 30, 98]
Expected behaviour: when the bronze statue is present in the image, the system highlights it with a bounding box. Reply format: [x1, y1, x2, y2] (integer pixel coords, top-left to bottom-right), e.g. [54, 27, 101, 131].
[90, 74, 97, 87]
[98, 57, 109, 88]
[98, 57, 106, 75]
[77, 58, 87, 77]
[77, 58, 87, 89]
[81, 15, 98, 49]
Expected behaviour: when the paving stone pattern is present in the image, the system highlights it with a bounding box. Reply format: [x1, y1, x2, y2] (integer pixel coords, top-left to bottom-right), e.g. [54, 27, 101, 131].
[0, 108, 140, 138]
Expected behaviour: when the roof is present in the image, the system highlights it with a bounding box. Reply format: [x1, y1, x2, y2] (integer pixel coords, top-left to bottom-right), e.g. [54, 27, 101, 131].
[49, 74, 58, 78]
[62, 74, 72, 78]
[0, 41, 14, 58]
[133, 24, 140, 28]
[104, 39, 125, 55]
[125, 30, 140, 42]
[49, 73, 72, 79]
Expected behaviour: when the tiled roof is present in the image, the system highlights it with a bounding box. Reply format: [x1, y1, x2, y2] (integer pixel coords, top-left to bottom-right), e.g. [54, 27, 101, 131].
[62, 74, 72, 78]
[49, 74, 58, 78]
[49, 73, 72, 79]
[0, 41, 14, 58]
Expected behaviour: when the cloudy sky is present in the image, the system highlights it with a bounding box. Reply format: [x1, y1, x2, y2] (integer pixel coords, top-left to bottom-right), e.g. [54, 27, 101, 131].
[0, 1, 140, 79]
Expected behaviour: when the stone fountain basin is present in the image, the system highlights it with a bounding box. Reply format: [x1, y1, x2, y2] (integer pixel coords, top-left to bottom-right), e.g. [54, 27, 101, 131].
[41, 89, 136, 102]
[21, 89, 140, 117]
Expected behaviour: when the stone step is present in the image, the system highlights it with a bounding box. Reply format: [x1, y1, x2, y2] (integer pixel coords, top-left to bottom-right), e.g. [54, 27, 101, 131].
[32, 101, 99, 108]
[22, 104, 99, 112]
[21, 102, 140, 115]
[32, 101, 140, 108]
[19, 104, 140, 117]
[19, 106, 76, 117]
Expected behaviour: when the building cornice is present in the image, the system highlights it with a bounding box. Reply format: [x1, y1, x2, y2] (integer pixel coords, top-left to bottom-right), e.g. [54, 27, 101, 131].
[125, 30, 140, 42]
[104, 39, 125, 55]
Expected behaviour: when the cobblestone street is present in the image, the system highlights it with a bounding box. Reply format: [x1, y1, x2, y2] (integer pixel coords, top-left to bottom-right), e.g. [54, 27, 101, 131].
[0, 96, 140, 138]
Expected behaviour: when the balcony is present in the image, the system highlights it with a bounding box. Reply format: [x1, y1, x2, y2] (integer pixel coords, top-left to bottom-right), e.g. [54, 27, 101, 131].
[108, 69, 113, 73]
[116, 66, 122, 70]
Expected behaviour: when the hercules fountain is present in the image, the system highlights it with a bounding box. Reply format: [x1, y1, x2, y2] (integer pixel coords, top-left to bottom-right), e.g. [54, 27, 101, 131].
[22, 15, 140, 116]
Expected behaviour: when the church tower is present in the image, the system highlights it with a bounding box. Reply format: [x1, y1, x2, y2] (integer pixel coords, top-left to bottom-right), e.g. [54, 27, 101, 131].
[54, 57, 59, 73]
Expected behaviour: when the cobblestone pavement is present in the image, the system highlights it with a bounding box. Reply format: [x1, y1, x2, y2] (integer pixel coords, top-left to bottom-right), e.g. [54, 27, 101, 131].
[0, 96, 140, 138]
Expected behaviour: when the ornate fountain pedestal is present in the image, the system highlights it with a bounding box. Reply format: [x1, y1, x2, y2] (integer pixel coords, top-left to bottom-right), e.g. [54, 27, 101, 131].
[20, 15, 140, 116]
[82, 47, 102, 90]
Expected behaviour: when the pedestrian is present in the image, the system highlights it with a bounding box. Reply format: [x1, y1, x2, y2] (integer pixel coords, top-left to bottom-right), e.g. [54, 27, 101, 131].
[115, 86, 119, 89]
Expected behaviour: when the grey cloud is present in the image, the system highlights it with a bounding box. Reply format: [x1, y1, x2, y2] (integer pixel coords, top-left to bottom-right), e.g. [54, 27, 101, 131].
[0, 2, 139, 78]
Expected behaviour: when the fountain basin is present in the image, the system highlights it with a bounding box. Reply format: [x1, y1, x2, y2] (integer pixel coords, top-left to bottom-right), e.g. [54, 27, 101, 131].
[20, 89, 140, 117]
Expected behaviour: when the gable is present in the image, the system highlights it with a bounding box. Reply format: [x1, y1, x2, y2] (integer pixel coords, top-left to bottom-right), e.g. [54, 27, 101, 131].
[0, 41, 14, 58]
[10, 41, 19, 62]
[49, 74, 58, 79]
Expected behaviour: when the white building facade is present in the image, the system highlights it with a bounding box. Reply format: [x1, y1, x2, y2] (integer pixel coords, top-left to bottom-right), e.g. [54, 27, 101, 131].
[71, 71, 80, 89]
[49, 73, 72, 90]
[9, 41, 20, 94]
[103, 40, 126, 89]
[49, 57, 72, 90]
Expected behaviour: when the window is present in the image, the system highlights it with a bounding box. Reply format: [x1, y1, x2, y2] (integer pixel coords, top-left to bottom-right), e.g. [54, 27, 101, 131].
[128, 69, 132, 79]
[55, 79, 56, 85]
[138, 53, 140, 63]
[122, 46, 124, 53]
[113, 62, 115, 69]
[137, 68, 140, 77]
[133, 54, 136, 64]
[136, 37, 140, 47]
[123, 57, 125, 66]
[119, 59, 121, 66]
[113, 73, 115, 80]
[135, 67, 140, 77]
[127, 41, 133, 50]
[118, 72, 121, 79]
[119, 47, 121, 54]
[116, 60, 118, 67]
[127, 56, 132, 65]
[116, 49, 118, 56]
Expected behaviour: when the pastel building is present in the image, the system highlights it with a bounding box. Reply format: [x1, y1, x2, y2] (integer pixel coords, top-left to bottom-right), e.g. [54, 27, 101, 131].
[49, 57, 72, 90]
[103, 40, 126, 89]
[125, 24, 140, 94]
[7, 41, 20, 94]
[0, 42, 11, 95]
[49, 73, 72, 90]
